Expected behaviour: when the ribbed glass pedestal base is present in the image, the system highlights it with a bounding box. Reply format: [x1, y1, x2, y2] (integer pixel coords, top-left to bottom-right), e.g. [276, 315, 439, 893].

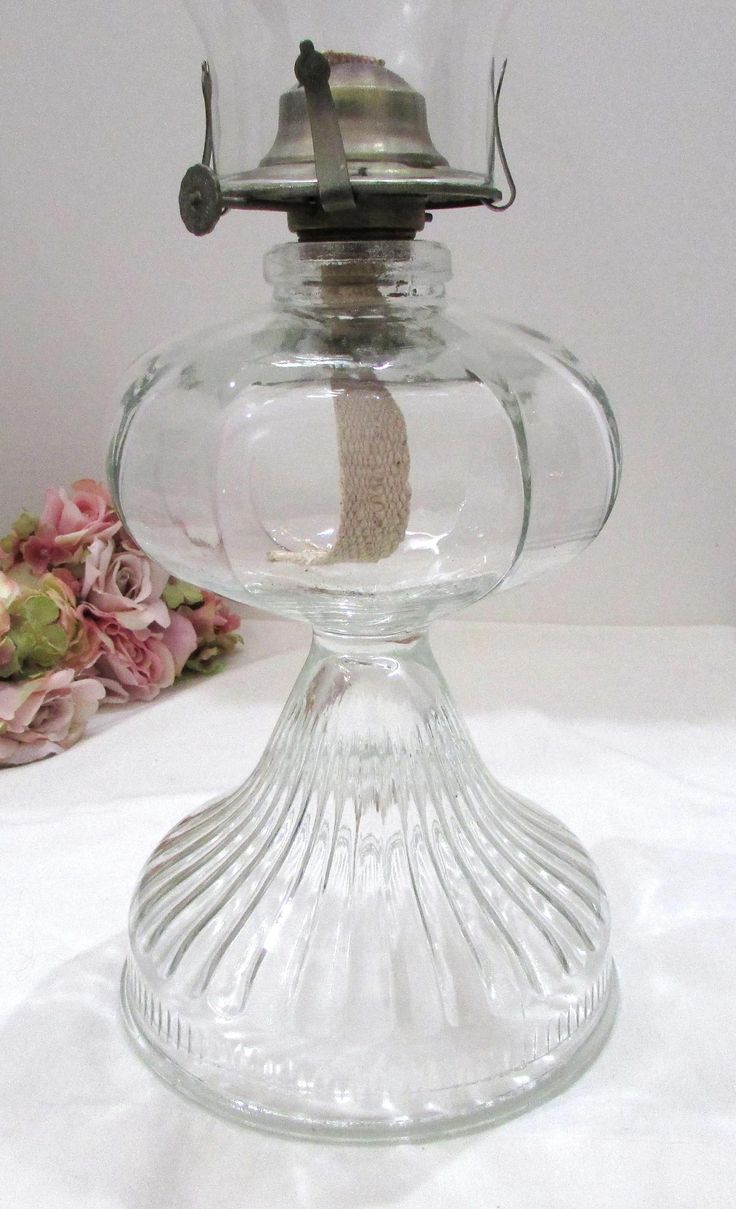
[121, 632, 617, 1141]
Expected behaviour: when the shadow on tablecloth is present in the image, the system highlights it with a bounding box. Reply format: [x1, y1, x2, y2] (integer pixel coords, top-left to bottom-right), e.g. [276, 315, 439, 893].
[0, 935, 468, 1208]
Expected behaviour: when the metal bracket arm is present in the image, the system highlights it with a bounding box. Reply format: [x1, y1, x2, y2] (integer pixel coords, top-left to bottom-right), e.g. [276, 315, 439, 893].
[294, 40, 357, 215]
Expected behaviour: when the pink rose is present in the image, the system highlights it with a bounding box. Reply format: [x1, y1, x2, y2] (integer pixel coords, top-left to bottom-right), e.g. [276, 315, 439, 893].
[81, 538, 169, 631]
[189, 592, 241, 639]
[178, 591, 242, 674]
[67, 607, 104, 673]
[23, 480, 120, 572]
[51, 566, 82, 595]
[90, 615, 195, 703]
[21, 531, 68, 576]
[0, 669, 104, 766]
[162, 610, 198, 675]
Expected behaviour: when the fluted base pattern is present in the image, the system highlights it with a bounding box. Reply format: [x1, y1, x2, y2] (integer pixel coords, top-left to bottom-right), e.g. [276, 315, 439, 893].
[121, 632, 616, 1140]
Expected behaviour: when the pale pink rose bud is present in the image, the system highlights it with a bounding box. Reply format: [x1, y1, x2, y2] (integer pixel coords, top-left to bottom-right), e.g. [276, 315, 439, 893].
[161, 610, 198, 675]
[33, 479, 120, 562]
[0, 669, 104, 766]
[81, 538, 170, 632]
[90, 618, 177, 703]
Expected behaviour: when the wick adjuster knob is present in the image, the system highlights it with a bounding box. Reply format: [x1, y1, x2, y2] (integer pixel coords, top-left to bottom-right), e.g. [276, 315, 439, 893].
[179, 163, 223, 236]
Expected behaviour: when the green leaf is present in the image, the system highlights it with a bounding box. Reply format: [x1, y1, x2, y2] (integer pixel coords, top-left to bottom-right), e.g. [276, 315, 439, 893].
[163, 579, 205, 610]
[41, 623, 69, 654]
[21, 595, 60, 626]
[162, 582, 185, 609]
[31, 645, 61, 669]
[0, 650, 20, 678]
[12, 629, 35, 658]
[12, 512, 38, 540]
[181, 583, 204, 606]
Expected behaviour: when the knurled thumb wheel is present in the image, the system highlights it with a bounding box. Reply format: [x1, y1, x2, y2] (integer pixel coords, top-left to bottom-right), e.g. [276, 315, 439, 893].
[179, 163, 223, 236]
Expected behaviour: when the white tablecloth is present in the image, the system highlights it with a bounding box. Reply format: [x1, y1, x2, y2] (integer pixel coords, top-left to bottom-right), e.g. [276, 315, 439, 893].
[1, 621, 734, 1208]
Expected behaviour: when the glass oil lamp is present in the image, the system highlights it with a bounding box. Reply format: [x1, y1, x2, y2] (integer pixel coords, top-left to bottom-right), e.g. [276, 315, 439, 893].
[111, 0, 621, 1141]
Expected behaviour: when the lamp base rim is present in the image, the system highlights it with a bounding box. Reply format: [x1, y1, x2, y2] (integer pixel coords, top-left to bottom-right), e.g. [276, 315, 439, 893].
[120, 961, 618, 1144]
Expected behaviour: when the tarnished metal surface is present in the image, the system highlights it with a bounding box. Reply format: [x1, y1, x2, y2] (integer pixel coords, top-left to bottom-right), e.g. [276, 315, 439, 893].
[178, 42, 510, 235]
[179, 163, 223, 236]
[264, 51, 447, 172]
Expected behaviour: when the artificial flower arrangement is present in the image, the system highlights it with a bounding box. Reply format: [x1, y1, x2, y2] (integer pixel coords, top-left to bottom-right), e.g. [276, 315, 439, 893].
[0, 479, 242, 766]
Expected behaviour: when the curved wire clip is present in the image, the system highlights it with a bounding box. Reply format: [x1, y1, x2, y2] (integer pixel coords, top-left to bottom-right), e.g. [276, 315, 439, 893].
[486, 57, 517, 212]
[201, 59, 216, 172]
[178, 60, 224, 235]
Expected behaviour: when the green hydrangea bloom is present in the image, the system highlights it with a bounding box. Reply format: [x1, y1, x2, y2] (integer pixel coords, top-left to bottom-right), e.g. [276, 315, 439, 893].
[162, 579, 204, 610]
[0, 573, 79, 680]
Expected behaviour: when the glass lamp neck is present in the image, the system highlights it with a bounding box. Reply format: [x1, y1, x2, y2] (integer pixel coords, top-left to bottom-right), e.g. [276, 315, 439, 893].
[264, 239, 451, 315]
